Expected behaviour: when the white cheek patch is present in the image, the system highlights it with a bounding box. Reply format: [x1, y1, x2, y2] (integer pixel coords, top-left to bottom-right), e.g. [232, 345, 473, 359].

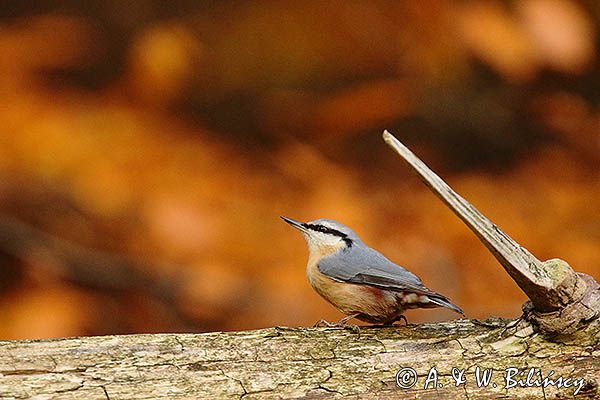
[303, 233, 345, 260]
[307, 232, 341, 247]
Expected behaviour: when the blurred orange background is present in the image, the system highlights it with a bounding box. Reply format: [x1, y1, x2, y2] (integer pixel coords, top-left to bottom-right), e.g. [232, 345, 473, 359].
[0, 0, 598, 340]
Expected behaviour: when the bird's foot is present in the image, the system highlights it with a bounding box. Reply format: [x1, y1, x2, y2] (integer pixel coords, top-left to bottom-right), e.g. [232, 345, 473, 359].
[313, 319, 336, 328]
[313, 319, 360, 333]
[343, 323, 361, 334]
[313, 315, 361, 334]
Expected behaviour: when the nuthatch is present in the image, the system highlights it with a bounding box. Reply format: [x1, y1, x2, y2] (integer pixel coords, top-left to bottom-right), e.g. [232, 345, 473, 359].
[281, 216, 464, 329]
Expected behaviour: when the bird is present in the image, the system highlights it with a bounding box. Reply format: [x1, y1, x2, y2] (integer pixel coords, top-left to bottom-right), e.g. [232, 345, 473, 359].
[281, 216, 464, 330]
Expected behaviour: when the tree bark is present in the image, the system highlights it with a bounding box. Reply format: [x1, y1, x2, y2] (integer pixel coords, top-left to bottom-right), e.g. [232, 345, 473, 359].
[1, 318, 598, 399]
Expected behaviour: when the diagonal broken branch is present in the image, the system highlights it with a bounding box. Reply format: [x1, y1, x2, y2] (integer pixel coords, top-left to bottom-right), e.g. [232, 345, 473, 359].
[382, 130, 599, 334]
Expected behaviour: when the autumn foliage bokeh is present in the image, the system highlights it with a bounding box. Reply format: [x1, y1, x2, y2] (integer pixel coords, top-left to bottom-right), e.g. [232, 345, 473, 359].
[0, 0, 598, 339]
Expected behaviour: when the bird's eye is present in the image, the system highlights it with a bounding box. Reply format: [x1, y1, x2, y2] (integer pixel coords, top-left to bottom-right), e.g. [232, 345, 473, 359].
[304, 223, 348, 239]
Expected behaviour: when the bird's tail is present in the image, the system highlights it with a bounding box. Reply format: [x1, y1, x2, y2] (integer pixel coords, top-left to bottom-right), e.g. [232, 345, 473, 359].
[427, 294, 465, 316]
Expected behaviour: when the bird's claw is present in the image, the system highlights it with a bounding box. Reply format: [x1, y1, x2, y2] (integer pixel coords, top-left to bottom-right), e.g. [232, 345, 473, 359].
[313, 319, 335, 328]
[313, 319, 360, 334]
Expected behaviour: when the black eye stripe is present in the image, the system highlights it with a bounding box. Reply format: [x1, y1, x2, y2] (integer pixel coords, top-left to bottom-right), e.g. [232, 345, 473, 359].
[301, 223, 353, 247]
[302, 223, 342, 236]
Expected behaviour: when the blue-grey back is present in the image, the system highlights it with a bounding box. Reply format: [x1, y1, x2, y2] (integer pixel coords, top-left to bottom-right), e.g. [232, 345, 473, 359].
[317, 242, 433, 294]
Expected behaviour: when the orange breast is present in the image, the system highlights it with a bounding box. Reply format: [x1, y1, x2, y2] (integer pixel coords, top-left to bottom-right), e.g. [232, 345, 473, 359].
[307, 261, 399, 321]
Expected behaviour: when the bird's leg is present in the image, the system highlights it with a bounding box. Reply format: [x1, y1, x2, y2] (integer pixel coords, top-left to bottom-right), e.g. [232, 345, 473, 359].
[396, 315, 408, 325]
[313, 313, 361, 333]
[313, 319, 335, 328]
[337, 313, 361, 333]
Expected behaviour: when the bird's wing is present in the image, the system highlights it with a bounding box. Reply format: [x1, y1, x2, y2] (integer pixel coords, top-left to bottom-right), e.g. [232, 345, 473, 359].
[318, 245, 443, 298]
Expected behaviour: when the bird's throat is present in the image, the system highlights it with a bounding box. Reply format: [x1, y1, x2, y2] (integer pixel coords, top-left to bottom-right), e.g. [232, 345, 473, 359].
[306, 241, 345, 267]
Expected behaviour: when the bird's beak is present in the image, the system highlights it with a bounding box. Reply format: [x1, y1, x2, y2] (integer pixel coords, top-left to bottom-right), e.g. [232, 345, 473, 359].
[280, 216, 307, 232]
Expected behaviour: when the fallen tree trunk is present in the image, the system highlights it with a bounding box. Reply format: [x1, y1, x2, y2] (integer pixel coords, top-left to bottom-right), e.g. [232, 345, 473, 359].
[0, 318, 598, 399]
[1, 132, 598, 400]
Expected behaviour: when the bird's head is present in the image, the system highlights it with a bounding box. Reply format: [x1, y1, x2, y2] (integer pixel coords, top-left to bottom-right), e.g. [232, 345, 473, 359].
[280, 216, 359, 256]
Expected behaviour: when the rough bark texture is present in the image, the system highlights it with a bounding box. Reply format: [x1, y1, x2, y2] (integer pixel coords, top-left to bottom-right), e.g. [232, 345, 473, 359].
[1, 318, 598, 399]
